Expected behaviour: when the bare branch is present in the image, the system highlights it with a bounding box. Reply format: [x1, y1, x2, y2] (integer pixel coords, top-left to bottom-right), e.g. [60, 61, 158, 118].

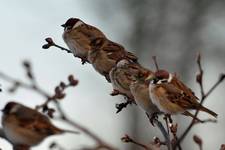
[152, 56, 159, 71]
[0, 61, 117, 150]
[174, 54, 225, 149]
[42, 37, 72, 54]
[121, 134, 153, 150]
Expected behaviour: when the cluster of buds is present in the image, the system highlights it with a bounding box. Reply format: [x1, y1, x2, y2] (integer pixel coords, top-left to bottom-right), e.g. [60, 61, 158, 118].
[50, 75, 78, 100]
[35, 74, 79, 118]
[42, 38, 55, 49]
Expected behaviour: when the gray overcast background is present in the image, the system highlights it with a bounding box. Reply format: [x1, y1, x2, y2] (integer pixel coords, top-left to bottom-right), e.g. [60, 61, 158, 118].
[0, 0, 225, 150]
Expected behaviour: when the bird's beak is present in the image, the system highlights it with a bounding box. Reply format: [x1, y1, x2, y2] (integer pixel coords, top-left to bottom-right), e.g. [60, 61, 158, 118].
[145, 74, 155, 82]
[61, 24, 66, 28]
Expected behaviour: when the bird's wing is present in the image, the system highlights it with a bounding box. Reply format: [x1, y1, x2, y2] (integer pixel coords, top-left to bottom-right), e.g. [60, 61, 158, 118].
[79, 24, 106, 40]
[102, 41, 126, 59]
[158, 83, 199, 109]
[103, 40, 138, 62]
[171, 76, 199, 100]
[15, 108, 61, 135]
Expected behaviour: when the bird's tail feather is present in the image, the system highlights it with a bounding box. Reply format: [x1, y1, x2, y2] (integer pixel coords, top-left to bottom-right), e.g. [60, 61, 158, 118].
[53, 126, 80, 135]
[200, 106, 218, 118]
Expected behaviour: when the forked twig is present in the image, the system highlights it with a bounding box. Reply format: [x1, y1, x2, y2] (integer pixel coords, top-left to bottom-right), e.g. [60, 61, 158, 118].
[174, 53, 225, 149]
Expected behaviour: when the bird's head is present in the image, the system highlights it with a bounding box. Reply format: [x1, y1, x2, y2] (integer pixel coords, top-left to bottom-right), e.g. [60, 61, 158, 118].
[61, 18, 83, 31]
[1, 101, 20, 114]
[147, 70, 172, 84]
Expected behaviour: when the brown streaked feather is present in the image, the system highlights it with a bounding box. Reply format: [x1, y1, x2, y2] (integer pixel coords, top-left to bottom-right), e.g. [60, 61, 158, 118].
[103, 41, 125, 59]
[126, 51, 138, 62]
[78, 24, 106, 40]
[14, 107, 62, 135]
[154, 83, 217, 118]
[103, 41, 137, 62]
[68, 24, 106, 52]
[171, 76, 198, 100]
[156, 83, 199, 109]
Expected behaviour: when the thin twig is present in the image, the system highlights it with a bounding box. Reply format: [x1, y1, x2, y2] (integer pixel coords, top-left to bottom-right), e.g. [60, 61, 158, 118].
[175, 73, 225, 148]
[42, 37, 72, 54]
[53, 44, 72, 54]
[146, 114, 171, 150]
[0, 62, 117, 150]
[163, 115, 171, 150]
[196, 53, 205, 97]
[152, 56, 159, 71]
[174, 54, 225, 149]
[121, 135, 152, 150]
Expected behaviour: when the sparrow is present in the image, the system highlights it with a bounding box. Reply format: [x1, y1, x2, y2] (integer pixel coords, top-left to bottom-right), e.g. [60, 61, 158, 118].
[148, 70, 217, 118]
[62, 18, 106, 63]
[1, 101, 79, 147]
[88, 37, 137, 82]
[130, 72, 160, 116]
[109, 59, 149, 101]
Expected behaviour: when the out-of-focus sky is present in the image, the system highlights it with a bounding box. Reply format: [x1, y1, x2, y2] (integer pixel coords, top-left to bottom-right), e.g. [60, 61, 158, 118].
[0, 0, 132, 149]
[0, 0, 225, 150]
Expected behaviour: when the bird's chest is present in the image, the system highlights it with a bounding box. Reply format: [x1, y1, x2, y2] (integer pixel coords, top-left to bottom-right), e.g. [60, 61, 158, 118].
[63, 32, 88, 57]
[3, 122, 27, 145]
[150, 86, 168, 112]
[2, 117, 44, 146]
[132, 85, 148, 108]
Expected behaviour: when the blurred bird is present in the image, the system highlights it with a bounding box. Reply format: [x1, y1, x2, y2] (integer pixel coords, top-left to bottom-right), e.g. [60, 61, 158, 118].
[1, 101, 79, 147]
[130, 71, 160, 115]
[148, 70, 217, 118]
[62, 18, 106, 63]
[88, 38, 137, 82]
[109, 59, 148, 100]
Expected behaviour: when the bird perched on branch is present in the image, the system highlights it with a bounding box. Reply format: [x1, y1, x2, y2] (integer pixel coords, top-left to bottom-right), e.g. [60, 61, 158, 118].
[1, 101, 79, 147]
[109, 59, 149, 101]
[88, 38, 137, 82]
[62, 18, 106, 64]
[148, 70, 217, 118]
[130, 72, 160, 116]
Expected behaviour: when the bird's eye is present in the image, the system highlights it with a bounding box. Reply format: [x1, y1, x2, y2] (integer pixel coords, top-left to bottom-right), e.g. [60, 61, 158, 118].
[161, 80, 167, 83]
[152, 79, 158, 84]
[65, 26, 72, 31]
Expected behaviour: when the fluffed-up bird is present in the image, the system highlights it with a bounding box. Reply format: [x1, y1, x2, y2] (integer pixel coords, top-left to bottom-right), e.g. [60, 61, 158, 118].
[62, 18, 106, 63]
[148, 70, 217, 118]
[1, 101, 79, 147]
[88, 38, 137, 82]
[130, 71, 160, 115]
[109, 59, 149, 100]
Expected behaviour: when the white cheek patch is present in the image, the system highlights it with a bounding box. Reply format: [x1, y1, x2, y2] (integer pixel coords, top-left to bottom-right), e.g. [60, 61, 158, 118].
[167, 73, 173, 83]
[156, 80, 162, 84]
[73, 20, 84, 29]
[156, 74, 173, 84]
[10, 105, 20, 114]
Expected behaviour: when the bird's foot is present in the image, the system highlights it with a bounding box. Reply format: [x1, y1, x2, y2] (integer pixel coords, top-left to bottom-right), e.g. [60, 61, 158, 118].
[147, 112, 159, 127]
[74, 54, 88, 64]
[104, 73, 111, 83]
[81, 58, 88, 65]
[164, 114, 173, 124]
[110, 89, 120, 96]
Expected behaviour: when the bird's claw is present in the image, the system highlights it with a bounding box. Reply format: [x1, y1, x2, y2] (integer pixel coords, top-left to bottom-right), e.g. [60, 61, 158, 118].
[81, 58, 88, 65]
[110, 89, 120, 96]
[147, 113, 158, 127]
[73, 54, 88, 64]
